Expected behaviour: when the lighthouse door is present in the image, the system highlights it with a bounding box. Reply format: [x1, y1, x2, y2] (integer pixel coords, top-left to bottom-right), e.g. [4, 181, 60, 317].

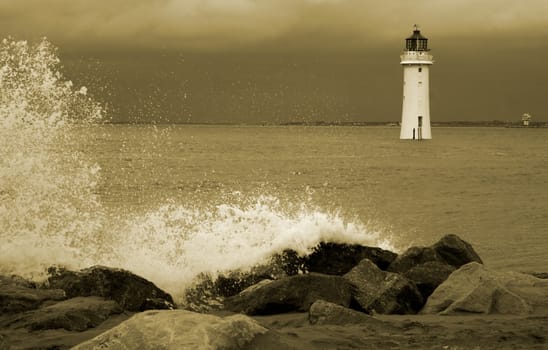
[417, 116, 423, 140]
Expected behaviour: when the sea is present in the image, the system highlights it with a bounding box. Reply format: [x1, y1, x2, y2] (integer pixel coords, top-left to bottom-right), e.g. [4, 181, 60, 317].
[1, 38, 547, 303]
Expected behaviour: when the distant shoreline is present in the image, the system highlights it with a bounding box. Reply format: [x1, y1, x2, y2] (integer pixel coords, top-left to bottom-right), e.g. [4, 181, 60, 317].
[103, 120, 548, 127]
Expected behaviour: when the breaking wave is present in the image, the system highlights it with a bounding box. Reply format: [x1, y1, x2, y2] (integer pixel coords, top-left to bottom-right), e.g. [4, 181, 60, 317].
[0, 38, 393, 302]
[0, 37, 105, 275]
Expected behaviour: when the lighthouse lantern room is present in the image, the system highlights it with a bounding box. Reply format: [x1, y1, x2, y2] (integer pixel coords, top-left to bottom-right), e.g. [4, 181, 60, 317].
[400, 25, 433, 140]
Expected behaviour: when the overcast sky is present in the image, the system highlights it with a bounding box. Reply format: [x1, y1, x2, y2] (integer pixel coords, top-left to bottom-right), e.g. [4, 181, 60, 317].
[3, 0, 548, 50]
[2, 0, 548, 122]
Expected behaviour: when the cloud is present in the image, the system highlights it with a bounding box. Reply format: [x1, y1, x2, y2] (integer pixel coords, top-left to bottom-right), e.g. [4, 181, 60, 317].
[1, 0, 548, 50]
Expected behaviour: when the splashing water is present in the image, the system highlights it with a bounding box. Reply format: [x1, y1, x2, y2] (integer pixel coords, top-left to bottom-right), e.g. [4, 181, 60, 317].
[0, 37, 105, 275]
[109, 195, 393, 299]
[0, 38, 394, 302]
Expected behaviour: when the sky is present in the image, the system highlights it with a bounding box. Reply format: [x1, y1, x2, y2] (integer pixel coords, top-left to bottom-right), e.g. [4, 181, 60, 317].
[2, 0, 548, 123]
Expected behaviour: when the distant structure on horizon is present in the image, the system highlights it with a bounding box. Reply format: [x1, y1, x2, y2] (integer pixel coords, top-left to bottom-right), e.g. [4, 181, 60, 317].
[521, 113, 531, 126]
[400, 25, 433, 140]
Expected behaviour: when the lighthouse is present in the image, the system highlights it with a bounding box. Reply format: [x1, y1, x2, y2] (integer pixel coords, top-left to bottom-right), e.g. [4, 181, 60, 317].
[400, 25, 433, 140]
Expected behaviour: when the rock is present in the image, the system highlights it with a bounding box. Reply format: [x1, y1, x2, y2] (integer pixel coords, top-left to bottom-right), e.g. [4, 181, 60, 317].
[403, 261, 456, 300]
[305, 242, 398, 274]
[0, 334, 8, 350]
[183, 251, 301, 311]
[388, 234, 482, 274]
[343, 259, 423, 314]
[184, 243, 396, 311]
[0, 275, 66, 314]
[208, 261, 290, 298]
[224, 273, 353, 315]
[527, 272, 548, 279]
[432, 234, 483, 268]
[271, 249, 308, 276]
[140, 297, 176, 311]
[9, 297, 123, 332]
[421, 262, 548, 315]
[46, 265, 174, 311]
[309, 299, 386, 326]
[72, 310, 274, 350]
[387, 246, 440, 274]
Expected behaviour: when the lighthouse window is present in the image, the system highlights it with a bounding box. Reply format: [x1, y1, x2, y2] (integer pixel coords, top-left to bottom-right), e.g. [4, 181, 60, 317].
[418, 67, 422, 72]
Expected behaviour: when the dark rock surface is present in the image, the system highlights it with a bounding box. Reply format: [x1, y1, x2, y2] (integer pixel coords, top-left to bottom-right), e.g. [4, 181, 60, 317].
[0, 275, 66, 314]
[2, 297, 123, 332]
[403, 261, 456, 300]
[527, 272, 548, 279]
[183, 243, 394, 310]
[47, 265, 174, 311]
[224, 273, 353, 315]
[388, 234, 482, 274]
[432, 234, 483, 268]
[305, 242, 397, 274]
[309, 299, 388, 326]
[344, 259, 423, 314]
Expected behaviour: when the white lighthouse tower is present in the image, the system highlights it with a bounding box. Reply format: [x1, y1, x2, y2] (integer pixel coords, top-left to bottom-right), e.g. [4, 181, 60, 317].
[400, 25, 433, 140]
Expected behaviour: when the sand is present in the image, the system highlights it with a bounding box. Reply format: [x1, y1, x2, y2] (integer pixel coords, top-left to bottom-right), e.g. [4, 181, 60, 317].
[248, 313, 548, 350]
[2, 309, 547, 349]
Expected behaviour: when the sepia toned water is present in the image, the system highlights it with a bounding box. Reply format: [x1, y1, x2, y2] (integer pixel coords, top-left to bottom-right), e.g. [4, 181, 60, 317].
[82, 125, 548, 274]
[1, 38, 547, 303]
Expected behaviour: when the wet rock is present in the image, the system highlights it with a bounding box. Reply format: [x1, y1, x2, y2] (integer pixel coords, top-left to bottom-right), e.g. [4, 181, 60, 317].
[0, 275, 66, 314]
[224, 273, 352, 315]
[46, 265, 174, 311]
[72, 310, 272, 350]
[527, 272, 548, 279]
[140, 297, 176, 311]
[387, 246, 440, 274]
[403, 261, 456, 300]
[422, 262, 548, 315]
[0, 334, 8, 350]
[306, 243, 397, 275]
[432, 234, 483, 268]
[10, 297, 123, 332]
[388, 234, 482, 274]
[344, 259, 423, 314]
[309, 299, 386, 326]
[183, 243, 395, 310]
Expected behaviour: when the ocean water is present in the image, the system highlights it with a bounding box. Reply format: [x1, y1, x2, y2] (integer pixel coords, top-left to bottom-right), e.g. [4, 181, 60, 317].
[1, 38, 547, 303]
[83, 124, 548, 272]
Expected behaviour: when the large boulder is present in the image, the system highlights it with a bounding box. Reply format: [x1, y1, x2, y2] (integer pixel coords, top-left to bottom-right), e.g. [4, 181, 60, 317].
[72, 310, 291, 350]
[6, 297, 122, 332]
[422, 262, 548, 315]
[0, 275, 66, 314]
[432, 234, 483, 268]
[403, 261, 456, 300]
[309, 300, 387, 326]
[46, 266, 174, 311]
[183, 243, 396, 311]
[388, 234, 482, 274]
[305, 243, 397, 274]
[224, 273, 353, 315]
[343, 259, 423, 314]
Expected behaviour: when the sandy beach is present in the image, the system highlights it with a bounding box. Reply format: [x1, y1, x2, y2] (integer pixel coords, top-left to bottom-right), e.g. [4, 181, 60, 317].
[250, 312, 548, 350]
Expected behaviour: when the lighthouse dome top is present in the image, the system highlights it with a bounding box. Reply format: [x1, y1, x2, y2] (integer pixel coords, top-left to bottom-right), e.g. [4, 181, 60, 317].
[405, 25, 429, 52]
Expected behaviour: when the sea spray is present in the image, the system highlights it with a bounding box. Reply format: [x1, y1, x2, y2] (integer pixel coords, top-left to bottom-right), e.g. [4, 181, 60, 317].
[0, 37, 105, 275]
[110, 195, 394, 302]
[0, 38, 395, 304]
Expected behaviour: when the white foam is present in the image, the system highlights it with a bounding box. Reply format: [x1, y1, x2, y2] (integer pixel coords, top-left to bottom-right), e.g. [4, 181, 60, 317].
[0, 38, 395, 303]
[105, 195, 394, 301]
[0, 37, 104, 279]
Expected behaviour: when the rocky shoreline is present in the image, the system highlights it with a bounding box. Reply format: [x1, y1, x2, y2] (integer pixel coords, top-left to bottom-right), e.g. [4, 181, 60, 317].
[1, 234, 547, 349]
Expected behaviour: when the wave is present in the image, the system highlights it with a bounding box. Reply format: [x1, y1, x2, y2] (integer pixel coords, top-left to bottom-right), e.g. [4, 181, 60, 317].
[0, 38, 394, 302]
[106, 196, 393, 300]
